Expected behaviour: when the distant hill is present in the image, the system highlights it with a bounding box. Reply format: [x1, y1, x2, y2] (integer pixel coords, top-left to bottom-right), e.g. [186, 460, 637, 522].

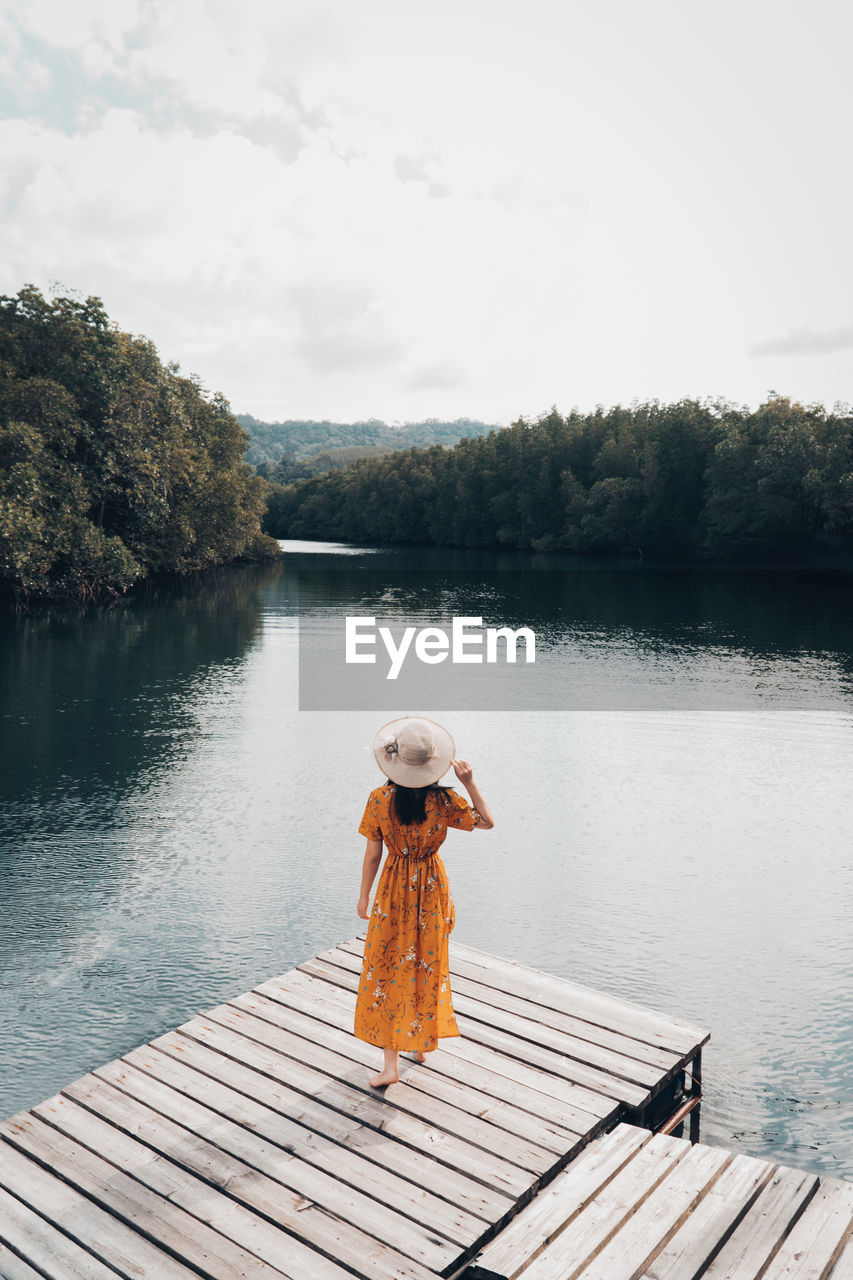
[259, 444, 399, 484]
[236, 415, 500, 469]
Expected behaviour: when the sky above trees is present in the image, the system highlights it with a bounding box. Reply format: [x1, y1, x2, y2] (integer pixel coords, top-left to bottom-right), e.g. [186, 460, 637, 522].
[1, 0, 851, 424]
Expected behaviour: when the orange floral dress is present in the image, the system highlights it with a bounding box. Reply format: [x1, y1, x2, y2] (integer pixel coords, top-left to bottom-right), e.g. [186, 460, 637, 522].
[354, 784, 482, 1052]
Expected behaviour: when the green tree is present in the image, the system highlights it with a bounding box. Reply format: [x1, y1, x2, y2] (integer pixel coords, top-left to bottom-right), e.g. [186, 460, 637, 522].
[0, 286, 279, 604]
[819, 412, 853, 537]
[263, 397, 853, 562]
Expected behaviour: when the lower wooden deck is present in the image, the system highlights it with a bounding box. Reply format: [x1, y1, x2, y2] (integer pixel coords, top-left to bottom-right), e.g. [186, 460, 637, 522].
[0, 937, 707, 1280]
[465, 1123, 853, 1280]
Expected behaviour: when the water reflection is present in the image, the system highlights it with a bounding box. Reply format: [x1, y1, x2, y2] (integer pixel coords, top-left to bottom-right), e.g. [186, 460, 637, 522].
[0, 563, 282, 813]
[1, 544, 852, 1183]
[0, 562, 282, 1047]
[287, 551, 853, 664]
[287, 552, 853, 710]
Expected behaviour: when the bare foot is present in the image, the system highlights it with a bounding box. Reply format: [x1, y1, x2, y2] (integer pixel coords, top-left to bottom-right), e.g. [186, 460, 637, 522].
[369, 1068, 399, 1087]
[413, 1051, 428, 1063]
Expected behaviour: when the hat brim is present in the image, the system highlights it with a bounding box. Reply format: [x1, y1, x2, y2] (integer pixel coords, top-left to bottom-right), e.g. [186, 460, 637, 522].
[372, 716, 455, 787]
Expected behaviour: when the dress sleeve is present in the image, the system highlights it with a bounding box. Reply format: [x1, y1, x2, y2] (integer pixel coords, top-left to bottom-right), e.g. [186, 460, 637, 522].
[444, 788, 482, 830]
[358, 789, 383, 840]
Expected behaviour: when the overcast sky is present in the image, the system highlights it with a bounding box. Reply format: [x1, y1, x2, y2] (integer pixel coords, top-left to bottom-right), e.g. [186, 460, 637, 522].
[2, 0, 852, 425]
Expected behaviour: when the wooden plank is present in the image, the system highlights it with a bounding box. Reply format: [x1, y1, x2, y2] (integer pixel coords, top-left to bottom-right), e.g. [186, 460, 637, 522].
[266, 967, 612, 1131]
[0, 937, 722, 1280]
[260, 969, 591, 1151]
[232, 985, 557, 1175]
[336, 937, 676, 1072]
[197, 1002, 530, 1199]
[302, 951, 652, 1105]
[0, 1139, 199, 1280]
[469, 1126, 653, 1280]
[406, 1052, 589, 1150]
[457, 987, 665, 1088]
[446, 940, 708, 1056]
[330, 942, 668, 1087]
[151, 1022, 503, 1225]
[266, 964, 603, 1129]
[175, 1013, 514, 1219]
[56, 1064, 456, 1276]
[1, 1108, 360, 1280]
[225, 991, 556, 1178]
[281, 962, 622, 1121]
[110, 1035, 485, 1247]
[453, 1012, 650, 1109]
[503, 1132, 690, 1280]
[572, 1141, 732, 1279]
[0, 1182, 131, 1280]
[831, 1231, 853, 1280]
[762, 1176, 853, 1280]
[98, 1049, 464, 1263]
[0, 1231, 52, 1280]
[436, 1032, 618, 1128]
[701, 1165, 820, 1280]
[351, 1048, 583, 1159]
[435, 968, 677, 1075]
[641, 1147, 776, 1279]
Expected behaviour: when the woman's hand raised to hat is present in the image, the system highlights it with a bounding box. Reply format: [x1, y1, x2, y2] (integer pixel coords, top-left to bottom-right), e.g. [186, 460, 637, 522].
[452, 758, 495, 828]
[452, 759, 473, 785]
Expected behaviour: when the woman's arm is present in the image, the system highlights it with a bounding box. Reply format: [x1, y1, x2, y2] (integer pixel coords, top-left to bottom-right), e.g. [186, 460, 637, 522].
[357, 838, 383, 918]
[452, 759, 495, 829]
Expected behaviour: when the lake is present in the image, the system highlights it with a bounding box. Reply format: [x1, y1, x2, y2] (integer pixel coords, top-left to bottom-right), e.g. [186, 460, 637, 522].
[1, 540, 851, 1178]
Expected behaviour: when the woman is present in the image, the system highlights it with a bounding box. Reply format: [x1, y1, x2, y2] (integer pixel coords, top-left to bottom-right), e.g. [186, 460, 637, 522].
[354, 716, 494, 1087]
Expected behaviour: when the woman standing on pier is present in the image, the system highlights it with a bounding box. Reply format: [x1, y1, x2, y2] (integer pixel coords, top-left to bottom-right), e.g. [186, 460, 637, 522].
[355, 716, 494, 1087]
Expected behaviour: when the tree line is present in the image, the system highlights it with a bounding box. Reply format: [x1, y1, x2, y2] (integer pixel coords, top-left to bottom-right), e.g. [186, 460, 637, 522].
[256, 444, 396, 485]
[238, 413, 499, 470]
[0, 286, 280, 604]
[264, 398, 853, 559]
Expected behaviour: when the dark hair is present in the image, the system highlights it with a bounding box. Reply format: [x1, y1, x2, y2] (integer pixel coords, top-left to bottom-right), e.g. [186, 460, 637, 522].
[392, 782, 450, 826]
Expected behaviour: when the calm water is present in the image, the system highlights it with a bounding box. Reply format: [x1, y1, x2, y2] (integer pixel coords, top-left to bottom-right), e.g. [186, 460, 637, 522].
[1, 542, 852, 1178]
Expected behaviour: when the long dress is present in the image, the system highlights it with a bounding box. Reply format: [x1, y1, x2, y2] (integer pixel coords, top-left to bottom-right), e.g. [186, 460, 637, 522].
[353, 783, 482, 1053]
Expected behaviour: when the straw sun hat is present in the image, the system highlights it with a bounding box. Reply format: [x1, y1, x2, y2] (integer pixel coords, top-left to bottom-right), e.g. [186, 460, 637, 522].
[372, 716, 455, 787]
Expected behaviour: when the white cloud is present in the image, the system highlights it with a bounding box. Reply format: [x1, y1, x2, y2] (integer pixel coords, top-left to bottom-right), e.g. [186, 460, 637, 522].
[290, 281, 404, 372]
[11, 0, 141, 75]
[16, 0, 140, 47]
[751, 324, 853, 359]
[125, 2, 292, 121]
[1, 0, 852, 421]
[404, 360, 467, 392]
[0, 12, 51, 100]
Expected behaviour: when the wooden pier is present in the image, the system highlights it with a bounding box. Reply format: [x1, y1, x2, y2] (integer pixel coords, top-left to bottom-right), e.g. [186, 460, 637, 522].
[466, 1124, 853, 1279]
[0, 937, 847, 1279]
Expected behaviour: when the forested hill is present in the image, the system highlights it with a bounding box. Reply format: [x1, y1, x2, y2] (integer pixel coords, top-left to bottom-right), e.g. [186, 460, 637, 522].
[0, 286, 280, 605]
[264, 398, 853, 559]
[237, 414, 499, 469]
